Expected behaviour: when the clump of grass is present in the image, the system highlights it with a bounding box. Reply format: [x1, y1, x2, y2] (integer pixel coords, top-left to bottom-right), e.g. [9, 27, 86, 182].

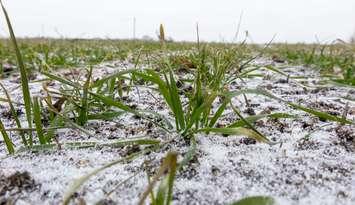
[266, 43, 355, 86]
[133, 67, 269, 142]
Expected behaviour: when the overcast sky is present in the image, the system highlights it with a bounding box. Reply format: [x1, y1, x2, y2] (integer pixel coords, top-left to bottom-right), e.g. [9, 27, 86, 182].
[0, 0, 354, 43]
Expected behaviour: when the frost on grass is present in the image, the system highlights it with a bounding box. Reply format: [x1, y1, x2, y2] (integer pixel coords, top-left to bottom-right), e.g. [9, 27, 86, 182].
[0, 58, 354, 205]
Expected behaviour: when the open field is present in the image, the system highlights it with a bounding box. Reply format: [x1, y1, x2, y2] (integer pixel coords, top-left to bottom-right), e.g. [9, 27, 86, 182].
[0, 5, 354, 203]
[0, 37, 354, 205]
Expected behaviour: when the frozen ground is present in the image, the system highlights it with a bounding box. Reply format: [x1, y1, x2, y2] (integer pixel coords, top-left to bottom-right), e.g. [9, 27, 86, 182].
[0, 58, 354, 205]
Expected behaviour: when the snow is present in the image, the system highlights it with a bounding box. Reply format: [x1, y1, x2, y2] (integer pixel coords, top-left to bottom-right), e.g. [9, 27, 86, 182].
[0, 58, 354, 205]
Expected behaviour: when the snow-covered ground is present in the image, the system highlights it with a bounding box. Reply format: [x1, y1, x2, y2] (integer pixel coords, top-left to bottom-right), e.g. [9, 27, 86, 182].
[0, 59, 354, 205]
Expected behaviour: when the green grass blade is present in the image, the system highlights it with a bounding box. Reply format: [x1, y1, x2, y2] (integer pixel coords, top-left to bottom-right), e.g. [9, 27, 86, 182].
[41, 71, 80, 88]
[198, 127, 272, 144]
[331, 78, 355, 86]
[208, 100, 228, 128]
[135, 70, 173, 111]
[1, 1, 33, 145]
[87, 111, 125, 120]
[229, 102, 270, 142]
[228, 113, 296, 128]
[230, 196, 275, 205]
[78, 66, 93, 125]
[185, 92, 218, 130]
[90, 68, 138, 88]
[177, 136, 196, 170]
[16, 138, 160, 152]
[90, 92, 136, 114]
[0, 118, 14, 154]
[0, 82, 27, 146]
[264, 65, 289, 77]
[32, 97, 46, 144]
[101, 138, 161, 148]
[288, 102, 346, 123]
[167, 70, 185, 130]
[45, 115, 62, 143]
[155, 178, 168, 205]
[165, 153, 177, 205]
[139, 152, 177, 205]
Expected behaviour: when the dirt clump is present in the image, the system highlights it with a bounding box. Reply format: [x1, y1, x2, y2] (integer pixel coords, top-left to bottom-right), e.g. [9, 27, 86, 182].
[0, 171, 39, 197]
[334, 126, 355, 151]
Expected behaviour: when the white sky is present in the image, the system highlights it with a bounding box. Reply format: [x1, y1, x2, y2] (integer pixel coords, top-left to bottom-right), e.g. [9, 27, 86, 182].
[0, 0, 354, 43]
